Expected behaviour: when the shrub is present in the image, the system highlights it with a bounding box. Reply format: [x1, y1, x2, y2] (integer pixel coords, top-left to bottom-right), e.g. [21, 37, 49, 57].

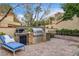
[56, 29, 79, 36]
[0, 32, 6, 35]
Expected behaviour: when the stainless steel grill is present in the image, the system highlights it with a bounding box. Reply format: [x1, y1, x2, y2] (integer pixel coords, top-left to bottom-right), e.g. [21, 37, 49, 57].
[32, 27, 44, 43]
[32, 28, 44, 36]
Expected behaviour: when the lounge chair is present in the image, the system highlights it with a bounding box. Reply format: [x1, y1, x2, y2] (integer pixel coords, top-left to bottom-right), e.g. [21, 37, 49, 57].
[0, 35, 25, 56]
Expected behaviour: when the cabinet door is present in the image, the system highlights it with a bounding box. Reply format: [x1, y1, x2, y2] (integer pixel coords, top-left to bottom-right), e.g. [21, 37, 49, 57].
[20, 35, 27, 45]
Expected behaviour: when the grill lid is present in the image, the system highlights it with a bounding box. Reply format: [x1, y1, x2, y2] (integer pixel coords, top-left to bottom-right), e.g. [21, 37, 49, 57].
[32, 28, 43, 32]
[32, 28, 44, 36]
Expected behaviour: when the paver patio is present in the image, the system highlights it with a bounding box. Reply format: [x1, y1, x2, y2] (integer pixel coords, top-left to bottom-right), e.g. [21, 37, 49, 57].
[0, 37, 79, 56]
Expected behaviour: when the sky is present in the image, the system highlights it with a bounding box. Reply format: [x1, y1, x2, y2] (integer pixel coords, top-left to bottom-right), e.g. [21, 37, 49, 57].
[7, 3, 64, 21]
[9, 3, 64, 16]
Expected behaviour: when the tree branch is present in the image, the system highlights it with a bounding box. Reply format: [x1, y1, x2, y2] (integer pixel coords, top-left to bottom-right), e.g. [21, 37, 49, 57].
[0, 4, 20, 22]
[0, 8, 12, 22]
[55, 19, 63, 24]
[39, 4, 51, 20]
[33, 12, 36, 20]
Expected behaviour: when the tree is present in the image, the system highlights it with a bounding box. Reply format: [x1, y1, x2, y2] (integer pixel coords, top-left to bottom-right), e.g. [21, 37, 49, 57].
[54, 12, 64, 24]
[0, 4, 21, 22]
[54, 4, 79, 24]
[0, 4, 12, 14]
[46, 12, 63, 25]
[0, 4, 12, 22]
[62, 3, 79, 20]
[48, 17, 55, 24]
[24, 4, 52, 27]
[34, 4, 42, 26]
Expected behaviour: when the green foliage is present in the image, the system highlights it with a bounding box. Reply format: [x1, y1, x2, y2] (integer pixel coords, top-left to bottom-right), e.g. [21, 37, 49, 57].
[56, 29, 79, 36]
[24, 4, 51, 27]
[24, 4, 42, 27]
[28, 19, 49, 27]
[62, 3, 79, 20]
[0, 32, 6, 35]
[25, 27, 32, 32]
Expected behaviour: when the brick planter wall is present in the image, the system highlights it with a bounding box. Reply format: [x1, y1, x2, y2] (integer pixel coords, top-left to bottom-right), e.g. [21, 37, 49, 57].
[28, 32, 34, 44]
[28, 32, 47, 45]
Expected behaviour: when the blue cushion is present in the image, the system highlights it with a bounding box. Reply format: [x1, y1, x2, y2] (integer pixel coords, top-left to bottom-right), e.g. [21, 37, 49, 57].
[3, 35, 15, 44]
[0, 35, 15, 44]
[4, 42, 24, 50]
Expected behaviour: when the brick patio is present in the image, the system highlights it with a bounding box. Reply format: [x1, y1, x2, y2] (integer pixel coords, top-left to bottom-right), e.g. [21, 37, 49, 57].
[0, 37, 79, 56]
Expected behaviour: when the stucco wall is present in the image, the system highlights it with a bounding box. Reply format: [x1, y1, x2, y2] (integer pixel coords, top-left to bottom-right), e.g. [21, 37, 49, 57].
[0, 27, 16, 36]
[0, 16, 14, 27]
[0, 15, 21, 27]
[46, 15, 79, 30]
[55, 16, 79, 30]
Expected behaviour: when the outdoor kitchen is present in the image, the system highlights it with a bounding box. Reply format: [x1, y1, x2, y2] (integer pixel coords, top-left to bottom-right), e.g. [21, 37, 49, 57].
[14, 27, 48, 45]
